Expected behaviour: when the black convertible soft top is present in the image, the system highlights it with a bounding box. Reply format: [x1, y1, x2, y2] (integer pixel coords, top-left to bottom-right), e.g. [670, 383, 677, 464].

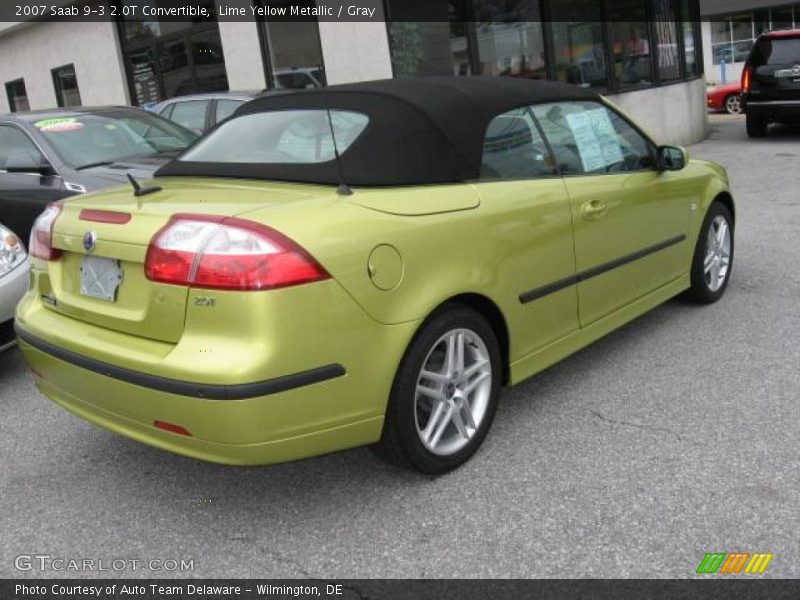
[155, 76, 599, 186]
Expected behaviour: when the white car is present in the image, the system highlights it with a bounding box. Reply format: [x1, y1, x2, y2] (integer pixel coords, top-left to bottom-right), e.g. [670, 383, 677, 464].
[0, 223, 29, 351]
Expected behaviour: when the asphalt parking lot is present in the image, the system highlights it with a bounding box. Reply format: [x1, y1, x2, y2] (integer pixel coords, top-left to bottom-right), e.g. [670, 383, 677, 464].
[1, 114, 798, 579]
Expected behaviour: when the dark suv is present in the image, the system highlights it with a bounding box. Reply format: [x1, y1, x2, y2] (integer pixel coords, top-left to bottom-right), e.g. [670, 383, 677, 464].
[742, 29, 800, 137]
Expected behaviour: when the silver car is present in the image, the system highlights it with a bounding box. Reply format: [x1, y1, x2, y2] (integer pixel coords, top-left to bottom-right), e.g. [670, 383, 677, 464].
[0, 222, 28, 351]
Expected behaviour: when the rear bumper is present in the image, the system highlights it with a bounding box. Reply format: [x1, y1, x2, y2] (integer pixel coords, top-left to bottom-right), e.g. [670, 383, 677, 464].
[744, 99, 800, 121]
[18, 325, 385, 465]
[15, 274, 419, 465]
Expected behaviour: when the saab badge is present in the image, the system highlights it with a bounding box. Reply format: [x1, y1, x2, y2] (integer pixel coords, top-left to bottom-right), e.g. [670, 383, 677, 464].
[83, 230, 97, 253]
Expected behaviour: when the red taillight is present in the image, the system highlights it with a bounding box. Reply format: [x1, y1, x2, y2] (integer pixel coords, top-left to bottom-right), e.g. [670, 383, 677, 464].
[144, 214, 330, 291]
[742, 66, 752, 93]
[154, 420, 192, 437]
[29, 202, 63, 261]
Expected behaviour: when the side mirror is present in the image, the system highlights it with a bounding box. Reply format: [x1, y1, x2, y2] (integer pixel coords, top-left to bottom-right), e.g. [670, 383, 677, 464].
[4, 151, 56, 177]
[657, 145, 688, 172]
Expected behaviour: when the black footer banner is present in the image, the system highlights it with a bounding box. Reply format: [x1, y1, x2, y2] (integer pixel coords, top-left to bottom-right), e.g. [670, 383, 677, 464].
[2, 579, 800, 600]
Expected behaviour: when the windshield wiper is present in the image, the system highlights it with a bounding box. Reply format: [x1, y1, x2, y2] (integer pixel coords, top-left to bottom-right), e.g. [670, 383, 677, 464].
[75, 160, 115, 171]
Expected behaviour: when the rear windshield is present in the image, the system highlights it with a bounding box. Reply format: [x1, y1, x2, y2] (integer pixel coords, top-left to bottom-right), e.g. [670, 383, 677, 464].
[751, 37, 800, 66]
[179, 110, 369, 164]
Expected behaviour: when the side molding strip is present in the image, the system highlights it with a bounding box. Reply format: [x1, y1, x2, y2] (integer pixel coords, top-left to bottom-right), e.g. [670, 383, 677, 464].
[15, 325, 346, 400]
[519, 234, 687, 304]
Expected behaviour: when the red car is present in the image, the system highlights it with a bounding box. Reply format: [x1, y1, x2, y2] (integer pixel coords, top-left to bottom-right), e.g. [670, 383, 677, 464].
[707, 81, 743, 114]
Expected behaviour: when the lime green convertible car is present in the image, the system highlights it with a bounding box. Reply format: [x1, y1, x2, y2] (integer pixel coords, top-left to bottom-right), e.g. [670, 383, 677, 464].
[16, 77, 734, 474]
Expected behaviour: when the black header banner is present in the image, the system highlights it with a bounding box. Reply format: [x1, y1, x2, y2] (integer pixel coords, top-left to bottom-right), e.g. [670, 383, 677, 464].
[3, 580, 800, 600]
[0, 0, 724, 22]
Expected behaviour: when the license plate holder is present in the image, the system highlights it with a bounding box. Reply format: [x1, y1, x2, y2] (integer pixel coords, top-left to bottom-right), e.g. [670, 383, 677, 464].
[80, 256, 123, 302]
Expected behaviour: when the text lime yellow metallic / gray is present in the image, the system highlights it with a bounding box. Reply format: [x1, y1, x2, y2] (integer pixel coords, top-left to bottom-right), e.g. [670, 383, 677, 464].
[14, 78, 734, 470]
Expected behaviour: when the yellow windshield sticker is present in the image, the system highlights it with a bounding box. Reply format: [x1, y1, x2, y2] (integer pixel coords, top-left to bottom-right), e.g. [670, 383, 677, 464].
[34, 118, 84, 133]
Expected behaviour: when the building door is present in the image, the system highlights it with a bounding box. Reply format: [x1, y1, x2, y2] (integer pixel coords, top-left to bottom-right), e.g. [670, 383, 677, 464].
[121, 23, 229, 106]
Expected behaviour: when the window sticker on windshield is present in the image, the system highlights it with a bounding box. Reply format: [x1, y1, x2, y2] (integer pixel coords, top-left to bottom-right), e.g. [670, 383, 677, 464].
[34, 118, 84, 133]
[565, 108, 623, 172]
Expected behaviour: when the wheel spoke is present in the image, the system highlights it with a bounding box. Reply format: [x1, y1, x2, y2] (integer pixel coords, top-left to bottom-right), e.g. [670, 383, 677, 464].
[463, 371, 491, 396]
[459, 398, 476, 430]
[445, 333, 457, 377]
[428, 405, 454, 448]
[455, 332, 465, 375]
[420, 369, 449, 384]
[703, 251, 715, 274]
[422, 401, 447, 443]
[451, 409, 469, 439]
[459, 358, 488, 383]
[416, 384, 443, 401]
[716, 220, 728, 248]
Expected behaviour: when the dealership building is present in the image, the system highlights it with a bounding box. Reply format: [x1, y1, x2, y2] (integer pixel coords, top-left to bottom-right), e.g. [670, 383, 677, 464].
[1, 0, 709, 144]
[700, 0, 800, 84]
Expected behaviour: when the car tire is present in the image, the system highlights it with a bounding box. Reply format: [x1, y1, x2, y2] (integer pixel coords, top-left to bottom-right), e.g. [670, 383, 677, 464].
[684, 202, 734, 304]
[374, 305, 502, 475]
[746, 114, 767, 137]
[724, 94, 743, 115]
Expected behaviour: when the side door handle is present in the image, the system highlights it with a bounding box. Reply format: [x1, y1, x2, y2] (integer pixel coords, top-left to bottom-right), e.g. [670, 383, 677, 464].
[581, 199, 608, 220]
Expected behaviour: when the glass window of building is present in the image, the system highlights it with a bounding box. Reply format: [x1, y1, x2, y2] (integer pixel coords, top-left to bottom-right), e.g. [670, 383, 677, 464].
[118, 0, 227, 105]
[753, 9, 771, 36]
[608, 0, 652, 88]
[681, 0, 698, 76]
[472, 1, 546, 79]
[387, 0, 545, 79]
[5, 79, 29, 113]
[52, 64, 82, 107]
[264, 21, 326, 89]
[386, 1, 471, 76]
[652, 0, 680, 81]
[709, 5, 800, 66]
[549, 0, 607, 89]
[386, 0, 700, 91]
[771, 5, 794, 30]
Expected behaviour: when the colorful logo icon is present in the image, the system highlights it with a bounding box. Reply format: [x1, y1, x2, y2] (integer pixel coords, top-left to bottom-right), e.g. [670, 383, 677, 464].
[696, 552, 773, 574]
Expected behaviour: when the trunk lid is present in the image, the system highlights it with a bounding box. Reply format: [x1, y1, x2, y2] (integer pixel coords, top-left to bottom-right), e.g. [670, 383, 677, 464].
[47, 178, 332, 343]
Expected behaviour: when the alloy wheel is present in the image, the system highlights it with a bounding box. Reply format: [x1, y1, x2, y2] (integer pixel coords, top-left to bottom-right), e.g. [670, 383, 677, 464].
[725, 94, 742, 114]
[704, 215, 731, 292]
[414, 328, 493, 456]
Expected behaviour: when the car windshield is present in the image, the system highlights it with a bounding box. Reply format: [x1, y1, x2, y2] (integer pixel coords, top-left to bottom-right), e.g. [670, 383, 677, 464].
[179, 109, 369, 164]
[32, 111, 198, 169]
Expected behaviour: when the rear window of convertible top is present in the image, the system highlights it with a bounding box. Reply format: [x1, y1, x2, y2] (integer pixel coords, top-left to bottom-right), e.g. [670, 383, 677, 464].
[179, 110, 369, 164]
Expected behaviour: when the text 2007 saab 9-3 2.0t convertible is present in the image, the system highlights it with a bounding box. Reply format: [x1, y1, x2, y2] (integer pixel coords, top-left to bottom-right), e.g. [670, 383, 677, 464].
[15, 77, 735, 474]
